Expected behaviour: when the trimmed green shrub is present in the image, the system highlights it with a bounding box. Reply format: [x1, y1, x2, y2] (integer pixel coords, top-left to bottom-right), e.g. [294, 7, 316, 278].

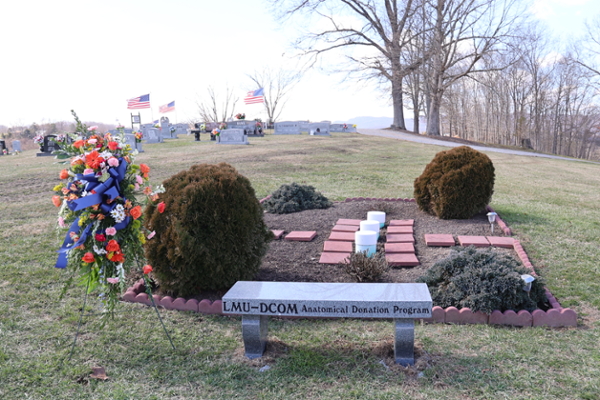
[263, 182, 332, 214]
[414, 146, 495, 219]
[143, 163, 273, 297]
[416, 246, 547, 313]
[341, 251, 389, 282]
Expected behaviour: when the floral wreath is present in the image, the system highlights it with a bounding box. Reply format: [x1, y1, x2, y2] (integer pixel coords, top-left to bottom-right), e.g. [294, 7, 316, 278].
[52, 111, 165, 315]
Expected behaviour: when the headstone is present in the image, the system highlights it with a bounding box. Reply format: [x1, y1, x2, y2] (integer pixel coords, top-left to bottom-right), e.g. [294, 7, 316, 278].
[330, 123, 357, 133]
[299, 122, 311, 133]
[12, 140, 22, 153]
[0, 140, 6, 155]
[308, 122, 331, 136]
[274, 121, 301, 135]
[217, 128, 249, 145]
[174, 123, 188, 136]
[124, 134, 144, 152]
[145, 128, 163, 144]
[36, 135, 59, 157]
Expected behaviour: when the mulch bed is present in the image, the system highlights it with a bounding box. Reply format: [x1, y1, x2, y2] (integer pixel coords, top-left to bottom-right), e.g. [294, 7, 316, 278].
[181, 200, 515, 302]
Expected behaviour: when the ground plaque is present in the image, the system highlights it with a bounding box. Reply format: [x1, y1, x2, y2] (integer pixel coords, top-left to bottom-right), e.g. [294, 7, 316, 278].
[223, 281, 432, 365]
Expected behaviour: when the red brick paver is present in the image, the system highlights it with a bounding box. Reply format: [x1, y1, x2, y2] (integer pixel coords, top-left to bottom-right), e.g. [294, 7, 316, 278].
[457, 236, 490, 247]
[389, 219, 414, 226]
[331, 225, 360, 232]
[284, 231, 317, 242]
[487, 236, 515, 248]
[424, 234, 455, 247]
[387, 226, 413, 234]
[386, 234, 415, 243]
[386, 253, 420, 267]
[384, 242, 415, 253]
[323, 241, 353, 253]
[319, 252, 351, 264]
[336, 219, 362, 226]
[328, 231, 356, 241]
[271, 230, 284, 239]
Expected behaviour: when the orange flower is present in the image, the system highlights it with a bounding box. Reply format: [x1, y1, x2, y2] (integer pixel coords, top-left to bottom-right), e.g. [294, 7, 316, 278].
[52, 195, 62, 207]
[107, 251, 125, 263]
[129, 205, 142, 220]
[97, 214, 106, 221]
[143, 265, 153, 274]
[143, 186, 153, 195]
[106, 239, 121, 252]
[82, 252, 95, 263]
[59, 169, 69, 179]
[73, 140, 85, 149]
[107, 141, 119, 151]
[71, 158, 84, 166]
[139, 163, 150, 178]
[62, 187, 70, 195]
[157, 202, 166, 214]
[85, 150, 104, 170]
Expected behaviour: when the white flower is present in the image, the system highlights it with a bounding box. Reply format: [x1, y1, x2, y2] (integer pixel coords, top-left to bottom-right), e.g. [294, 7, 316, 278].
[93, 245, 107, 255]
[110, 204, 126, 223]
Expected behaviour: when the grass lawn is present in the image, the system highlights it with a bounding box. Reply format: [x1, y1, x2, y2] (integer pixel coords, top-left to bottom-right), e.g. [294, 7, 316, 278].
[1, 132, 599, 399]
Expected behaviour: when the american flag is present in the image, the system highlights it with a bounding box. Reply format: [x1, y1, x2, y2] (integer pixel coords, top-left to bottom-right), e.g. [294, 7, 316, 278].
[244, 88, 264, 105]
[127, 94, 150, 109]
[159, 101, 175, 113]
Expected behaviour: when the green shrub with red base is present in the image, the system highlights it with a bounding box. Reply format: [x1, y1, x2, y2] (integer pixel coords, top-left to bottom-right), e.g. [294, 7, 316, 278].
[143, 163, 273, 297]
[413, 146, 495, 219]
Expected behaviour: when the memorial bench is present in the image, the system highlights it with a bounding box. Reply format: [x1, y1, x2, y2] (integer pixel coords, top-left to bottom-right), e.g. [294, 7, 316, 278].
[222, 281, 432, 366]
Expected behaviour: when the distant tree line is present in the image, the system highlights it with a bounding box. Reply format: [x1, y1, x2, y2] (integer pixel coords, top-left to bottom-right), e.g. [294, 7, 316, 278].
[272, 0, 600, 160]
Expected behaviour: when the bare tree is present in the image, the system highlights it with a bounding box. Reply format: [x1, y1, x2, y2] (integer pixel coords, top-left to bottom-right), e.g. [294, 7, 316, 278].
[247, 68, 300, 124]
[196, 86, 238, 123]
[423, 0, 528, 136]
[271, 0, 434, 130]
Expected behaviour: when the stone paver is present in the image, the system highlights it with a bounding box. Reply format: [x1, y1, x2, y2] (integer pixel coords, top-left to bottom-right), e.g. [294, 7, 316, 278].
[487, 236, 515, 248]
[386, 253, 420, 267]
[389, 219, 414, 226]
[284, 231, 317, 242]
[386, 234, 415, 243]
[271, 230, 284, 239]
[323, 241, 353, 253]
[331, 224, 360, 232]
[328, 231, 356, 241]
[387, 226, 413, 234]
[424, 234, 455, 247]
[384, 243, 415, 253]
[336, 219, 362, 226]
[319, 252, 351, 264]
[457, 236, 490, 247]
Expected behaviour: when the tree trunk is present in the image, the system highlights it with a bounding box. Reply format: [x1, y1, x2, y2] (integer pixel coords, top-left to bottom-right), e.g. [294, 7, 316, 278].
[427, 94, 442, 136]
[413, 107, 420, 134]
[391, 79, 406, 130]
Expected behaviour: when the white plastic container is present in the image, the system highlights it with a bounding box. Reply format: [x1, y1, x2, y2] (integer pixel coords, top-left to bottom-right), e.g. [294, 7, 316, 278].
[355, 230, 378, 257]
[367, 211, 386, 228]
[360, 220, 380, 239]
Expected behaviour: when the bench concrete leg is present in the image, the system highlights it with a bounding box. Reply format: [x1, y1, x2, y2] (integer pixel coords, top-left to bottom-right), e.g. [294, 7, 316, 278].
[394, 318, 415, 366]
[241, 315, 268, 359]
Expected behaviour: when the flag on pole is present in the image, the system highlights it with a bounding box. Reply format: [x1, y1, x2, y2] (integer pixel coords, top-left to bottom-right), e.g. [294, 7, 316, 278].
[244, 88, 264, 105]
[159, 101, 175, 113]
[127, 94, 150, 109]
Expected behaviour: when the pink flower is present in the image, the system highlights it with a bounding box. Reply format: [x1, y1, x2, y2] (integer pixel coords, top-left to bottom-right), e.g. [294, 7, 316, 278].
[107, 277, 119, 284]
[88, 138, 97, 145]
[88, 126, 98, 131]
[147, 231, 156, 239]
[58, 217, 66, 228]
[105, 227, 117, 236]
[136, 175, 143, 185]
[134, 183, 140, 191]
[83, 168, 94, 175]
[107, 157, 119, 167]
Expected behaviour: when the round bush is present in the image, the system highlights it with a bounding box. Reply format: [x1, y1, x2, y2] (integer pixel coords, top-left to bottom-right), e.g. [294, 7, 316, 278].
[143, 163, 273, 297]
[263, 182, 332, 214]
[413, 146, 495, 219]
[416, 246, 547, 313]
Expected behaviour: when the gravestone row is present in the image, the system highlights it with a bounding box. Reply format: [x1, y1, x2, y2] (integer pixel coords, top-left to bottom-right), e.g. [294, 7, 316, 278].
[274, 121, 356, 135]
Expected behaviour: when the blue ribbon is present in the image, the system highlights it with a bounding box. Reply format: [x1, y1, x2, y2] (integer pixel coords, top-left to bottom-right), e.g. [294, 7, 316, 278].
[55, 158, 130, 269]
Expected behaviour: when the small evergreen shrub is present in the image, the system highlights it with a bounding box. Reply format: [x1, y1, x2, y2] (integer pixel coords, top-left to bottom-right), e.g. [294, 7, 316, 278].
[263, 182, 332, 214]
[341, 251, 389, 282]
[413, 146, 495, 219]
[143, 163, 273, 297]
[416, 246, 547, 313]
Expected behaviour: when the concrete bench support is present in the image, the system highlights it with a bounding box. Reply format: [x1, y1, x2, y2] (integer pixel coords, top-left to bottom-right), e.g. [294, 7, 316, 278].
[223, 281, 432, 366]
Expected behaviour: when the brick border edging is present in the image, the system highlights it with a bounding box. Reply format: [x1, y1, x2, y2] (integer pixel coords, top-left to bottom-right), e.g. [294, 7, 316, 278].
[123, 197, 577, 327]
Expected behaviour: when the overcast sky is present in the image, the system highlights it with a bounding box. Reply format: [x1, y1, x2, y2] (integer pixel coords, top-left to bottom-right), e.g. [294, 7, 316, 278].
[1, 0, 599, 127]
